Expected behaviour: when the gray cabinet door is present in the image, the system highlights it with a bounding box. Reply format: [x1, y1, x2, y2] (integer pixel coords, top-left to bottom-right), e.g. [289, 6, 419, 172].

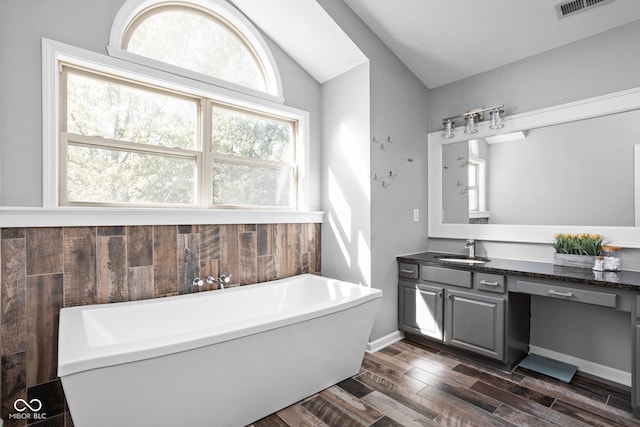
[399, 282, 444, 341]
[445, 289, 505, 361]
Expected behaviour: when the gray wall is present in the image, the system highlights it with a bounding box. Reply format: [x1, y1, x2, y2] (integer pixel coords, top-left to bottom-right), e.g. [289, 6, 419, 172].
[429, 19, 640, 375]
[318, 0, 429, 343]
[442, 141, 469, 224]
[321, 63, 371, 288]
[429, 19, 640, 131]
[0, 0, 323, 209]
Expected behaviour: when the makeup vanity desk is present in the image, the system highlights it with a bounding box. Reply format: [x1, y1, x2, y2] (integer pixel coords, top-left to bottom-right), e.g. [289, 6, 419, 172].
[396, 251, 640, 419]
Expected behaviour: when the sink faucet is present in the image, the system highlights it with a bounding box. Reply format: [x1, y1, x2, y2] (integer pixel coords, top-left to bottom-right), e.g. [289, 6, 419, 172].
[465, 239, 476, 258]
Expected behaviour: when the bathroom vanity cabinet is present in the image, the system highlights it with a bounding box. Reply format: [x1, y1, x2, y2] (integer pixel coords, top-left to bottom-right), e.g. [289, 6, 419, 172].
[398, 262, 529, 364]
[397, 251, 640, 419]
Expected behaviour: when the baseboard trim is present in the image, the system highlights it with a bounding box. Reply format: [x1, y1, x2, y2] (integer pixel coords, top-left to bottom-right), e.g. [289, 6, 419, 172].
[528, 345, 631, 387]
[367, 330, 404, 353]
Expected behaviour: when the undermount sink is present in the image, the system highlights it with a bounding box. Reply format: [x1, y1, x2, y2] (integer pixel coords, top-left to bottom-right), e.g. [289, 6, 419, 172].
[436, 255, 491, 264]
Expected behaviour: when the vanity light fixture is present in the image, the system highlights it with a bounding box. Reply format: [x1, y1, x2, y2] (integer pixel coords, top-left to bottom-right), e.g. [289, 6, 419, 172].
[464, 114, 479, 134]
[442, 119, 455, 139]
[441, 104, 506, 138]
[489, 107, 505, 129]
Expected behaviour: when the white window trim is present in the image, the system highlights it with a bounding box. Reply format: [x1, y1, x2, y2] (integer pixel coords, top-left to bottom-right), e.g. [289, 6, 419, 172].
[41, 38, 318, 226]
[108, 0, 284, 103]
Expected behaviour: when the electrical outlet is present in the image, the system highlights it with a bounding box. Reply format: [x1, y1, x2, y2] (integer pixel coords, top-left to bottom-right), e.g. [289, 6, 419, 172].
[413, 209, 419, 222]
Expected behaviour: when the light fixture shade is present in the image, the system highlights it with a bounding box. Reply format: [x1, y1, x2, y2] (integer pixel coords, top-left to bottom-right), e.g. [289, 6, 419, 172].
[442, 119, 455, 139]
[489, 108, 505, 129]
[464, 114, 479, 134]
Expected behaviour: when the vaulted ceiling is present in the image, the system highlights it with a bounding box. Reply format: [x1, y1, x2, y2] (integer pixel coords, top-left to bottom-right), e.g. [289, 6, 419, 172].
[344, 0, 640, 88]
[232, 0, 640, 89]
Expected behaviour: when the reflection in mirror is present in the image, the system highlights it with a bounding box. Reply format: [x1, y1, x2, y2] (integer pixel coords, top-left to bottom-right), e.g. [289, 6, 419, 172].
[442, 109, 639, 227]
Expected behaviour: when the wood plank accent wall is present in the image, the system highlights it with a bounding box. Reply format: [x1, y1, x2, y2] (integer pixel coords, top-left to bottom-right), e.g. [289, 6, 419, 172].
[0, 223, 321, 427]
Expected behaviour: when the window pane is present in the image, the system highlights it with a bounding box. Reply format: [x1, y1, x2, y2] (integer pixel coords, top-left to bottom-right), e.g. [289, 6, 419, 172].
[468, 163, 478, 186]
[66, 72, 197, 149]
[126, 8, 266, 92]
[213, 161, 293, 207]
[211, 106, 293, 162]
[67, 145, 196, 205]
[469, 188, 478, 211]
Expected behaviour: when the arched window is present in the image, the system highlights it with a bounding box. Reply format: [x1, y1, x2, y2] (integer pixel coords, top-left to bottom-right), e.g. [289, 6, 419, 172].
[124, 5, 266, 91]
[108, 0, 282, 98]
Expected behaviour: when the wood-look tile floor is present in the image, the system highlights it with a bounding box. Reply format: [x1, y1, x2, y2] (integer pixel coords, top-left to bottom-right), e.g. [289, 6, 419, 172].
[249, 339, 640, 427]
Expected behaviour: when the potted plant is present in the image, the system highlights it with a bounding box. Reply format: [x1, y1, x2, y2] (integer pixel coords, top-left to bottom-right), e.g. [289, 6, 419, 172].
[552, 233, 603, 268]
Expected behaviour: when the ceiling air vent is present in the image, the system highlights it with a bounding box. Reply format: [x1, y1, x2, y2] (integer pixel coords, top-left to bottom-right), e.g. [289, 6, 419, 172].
[555, 0, 614, 19]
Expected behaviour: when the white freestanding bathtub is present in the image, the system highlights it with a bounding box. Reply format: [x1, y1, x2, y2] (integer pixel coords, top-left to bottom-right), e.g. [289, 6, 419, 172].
[58, 274, 382, 427]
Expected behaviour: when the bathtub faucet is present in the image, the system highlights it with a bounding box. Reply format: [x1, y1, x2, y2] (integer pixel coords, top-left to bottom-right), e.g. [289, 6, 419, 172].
[206, 274, 232, 290]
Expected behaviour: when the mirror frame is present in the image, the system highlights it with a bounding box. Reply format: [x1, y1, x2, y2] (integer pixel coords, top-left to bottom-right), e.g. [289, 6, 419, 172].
[428, 86, 640, 248]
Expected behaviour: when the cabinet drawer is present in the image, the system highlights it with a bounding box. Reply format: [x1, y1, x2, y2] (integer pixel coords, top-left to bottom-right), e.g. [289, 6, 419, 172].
[421, 265, 471, 288]
[516, 280, 617, 308]
[475, 273, 505, 293]
[399, 262, 419, 280]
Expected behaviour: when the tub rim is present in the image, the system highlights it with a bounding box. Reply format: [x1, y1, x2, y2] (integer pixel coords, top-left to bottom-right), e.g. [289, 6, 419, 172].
[58, 274, 382, 377]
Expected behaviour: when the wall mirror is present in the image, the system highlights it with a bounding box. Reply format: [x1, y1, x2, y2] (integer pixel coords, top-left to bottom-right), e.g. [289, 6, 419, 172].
[428, 87, 640, 248]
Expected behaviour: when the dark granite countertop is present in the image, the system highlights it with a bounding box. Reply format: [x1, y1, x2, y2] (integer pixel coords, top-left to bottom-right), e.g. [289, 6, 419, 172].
[397, 251, 640, 292]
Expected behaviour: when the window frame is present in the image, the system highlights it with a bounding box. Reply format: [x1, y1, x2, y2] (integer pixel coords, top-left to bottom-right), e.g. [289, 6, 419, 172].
[208, 100, 298, 209]
[468, 156, 487, 214]
[43, 38, 310, 213]
[60, 65, 203, 208]
[468, 160, 480, 212]
[59, 134, 203, 208]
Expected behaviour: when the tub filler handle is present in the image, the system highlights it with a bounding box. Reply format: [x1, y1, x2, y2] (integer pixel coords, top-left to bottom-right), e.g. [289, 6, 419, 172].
[207, 274, 231, 289]
[192, 278, 204, 287]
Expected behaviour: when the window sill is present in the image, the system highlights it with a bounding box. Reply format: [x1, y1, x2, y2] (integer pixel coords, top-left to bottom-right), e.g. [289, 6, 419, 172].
[0, 207, 324, 228]
[469, 211, 491, 219]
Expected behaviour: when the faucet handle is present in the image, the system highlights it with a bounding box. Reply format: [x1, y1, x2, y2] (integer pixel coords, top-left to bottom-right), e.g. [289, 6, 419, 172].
[192, 277, 204, 287]
[219, 274, 231, 284]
